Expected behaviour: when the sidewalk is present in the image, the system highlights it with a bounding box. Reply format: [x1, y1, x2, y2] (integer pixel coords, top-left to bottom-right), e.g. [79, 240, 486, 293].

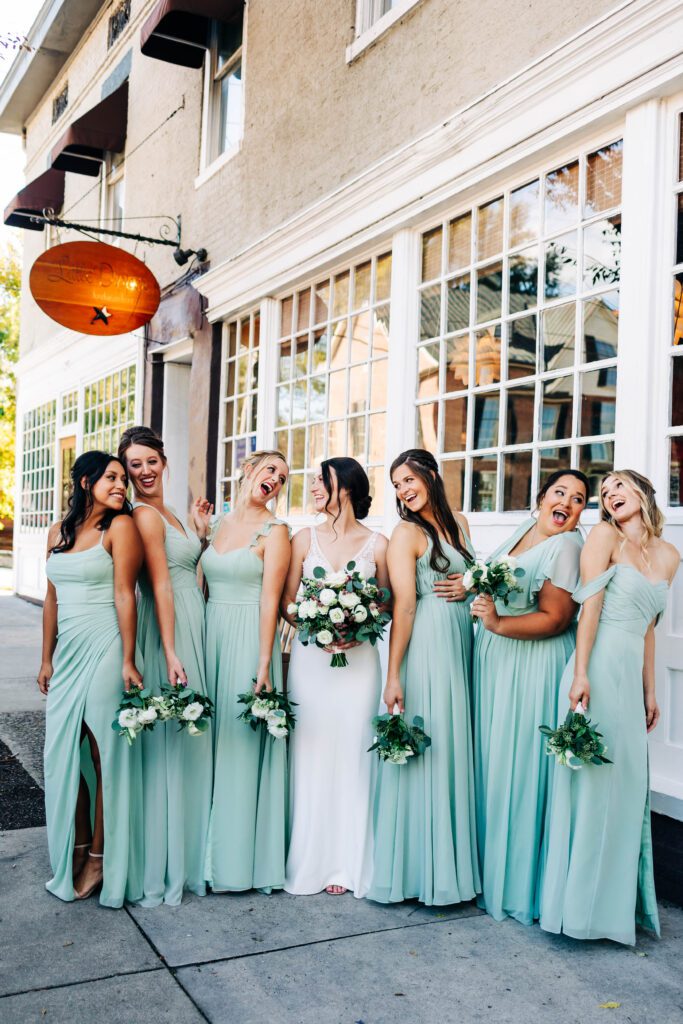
[1, 590, 682, 1024]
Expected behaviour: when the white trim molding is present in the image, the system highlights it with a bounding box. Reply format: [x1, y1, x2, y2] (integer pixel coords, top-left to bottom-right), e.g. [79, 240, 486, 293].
[347, 0, 425, 65]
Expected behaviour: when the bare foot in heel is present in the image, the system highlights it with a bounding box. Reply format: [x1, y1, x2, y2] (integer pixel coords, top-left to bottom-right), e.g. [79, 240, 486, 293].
[73, 843, 90, 880]
[325, 884, 348, 895]
[74, 852, 103, 900]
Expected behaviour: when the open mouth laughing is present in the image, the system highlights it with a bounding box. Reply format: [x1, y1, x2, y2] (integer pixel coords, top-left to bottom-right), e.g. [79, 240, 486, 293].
[551, 508, 568, 526]
[260, 481, 275, 498]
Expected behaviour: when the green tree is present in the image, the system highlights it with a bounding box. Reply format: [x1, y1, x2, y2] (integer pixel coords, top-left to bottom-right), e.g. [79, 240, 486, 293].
[0, 239, 21, 524]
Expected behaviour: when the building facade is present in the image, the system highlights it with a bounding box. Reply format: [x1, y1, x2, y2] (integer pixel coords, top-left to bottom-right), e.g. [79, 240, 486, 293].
[2, 0, 683, 819]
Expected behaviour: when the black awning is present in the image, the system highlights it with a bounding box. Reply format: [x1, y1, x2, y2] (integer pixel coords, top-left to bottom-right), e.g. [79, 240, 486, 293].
[4, 168, 65, 231]
[51, 81, 128, 176]
[140, 0, 242, 69]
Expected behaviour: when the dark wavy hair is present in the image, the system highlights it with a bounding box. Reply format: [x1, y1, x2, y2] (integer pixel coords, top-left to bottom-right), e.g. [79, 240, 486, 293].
[51, 451, 132, 553]
[390, 449, 467, 572]
[321, 457, 372, 531]
[117, 425, 167, 468]
[536, 469, 589, 509]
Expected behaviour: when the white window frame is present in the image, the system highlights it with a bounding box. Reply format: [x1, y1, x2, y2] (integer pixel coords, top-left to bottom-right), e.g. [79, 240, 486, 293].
[197, 15, 245, 186]
[217, 310, 261, 514]
[100, 154, 125, 243]
[347, 0, 424, 64]
[665, 102, 683, 511]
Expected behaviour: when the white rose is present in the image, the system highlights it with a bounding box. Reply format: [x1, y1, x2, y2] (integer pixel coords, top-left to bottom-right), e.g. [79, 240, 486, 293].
[339, 591, 360, 609]
[479, 566, 488, 582]
[303, 600, 319, 619]
[268, 723, 288, 739]
[266, 709, 288, 738]
[138, 707, 158, 725]
[287, 602, 299, 616]
[388, 751, 408, 765]
[369, 602, 380, 618]
[325, 570, 348, 588]
[118, 708, 140, 729]
[318, 588, 337, 607]
[353, 605, 368, 623]
[251, 698, 272, 719]
[462, 569, 474, 590]
[329, 607, 345, 625]
[503, 555, 517, 570]
[316, 629, 334, 646]
[187, 722, 202, 736]
[182, 701, 204, 722]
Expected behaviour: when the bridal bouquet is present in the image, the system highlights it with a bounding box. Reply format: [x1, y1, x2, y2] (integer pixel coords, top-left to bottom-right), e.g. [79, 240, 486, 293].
[237, 685, 297, 740]
[539, 703, 612, 769]
[463, 555, 524, 612]
[161, 683, 214, 737]
[287, 560, 391, 668]
[112, 686, 162, 745]
[368, 713, 432, 765]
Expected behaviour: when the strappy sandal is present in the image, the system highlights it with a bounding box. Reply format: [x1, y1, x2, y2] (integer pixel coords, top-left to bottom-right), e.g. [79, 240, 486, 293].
[75, 851, 103, 901]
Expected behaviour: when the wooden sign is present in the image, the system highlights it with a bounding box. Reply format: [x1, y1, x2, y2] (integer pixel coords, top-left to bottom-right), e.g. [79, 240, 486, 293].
[29, 241, 161, 335]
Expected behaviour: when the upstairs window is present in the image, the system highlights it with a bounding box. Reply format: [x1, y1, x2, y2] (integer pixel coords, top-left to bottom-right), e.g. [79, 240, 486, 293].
[207, 16, 244, 162]
[108, 0, 131, 49]
[52, 84, 68, 125]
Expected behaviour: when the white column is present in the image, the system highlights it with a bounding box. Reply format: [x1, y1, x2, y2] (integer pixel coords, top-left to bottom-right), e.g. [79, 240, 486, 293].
[257, 297, 280, 451]
[162, 362, 192, 516]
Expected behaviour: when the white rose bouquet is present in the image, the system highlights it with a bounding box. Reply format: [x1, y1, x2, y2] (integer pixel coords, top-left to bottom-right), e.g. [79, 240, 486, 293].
[288, 559, 391, 668]
[539, 703, 612, 769]
[368, 713, 432, 764]
[237, 684, 297, 739]
[161, 682, 214, 737]
[111, 686, 163, 745]
[462, 555, 524, 616]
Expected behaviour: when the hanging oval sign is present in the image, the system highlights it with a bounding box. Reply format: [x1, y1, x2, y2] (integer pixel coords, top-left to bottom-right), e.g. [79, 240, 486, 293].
[29, 241, 161, 335]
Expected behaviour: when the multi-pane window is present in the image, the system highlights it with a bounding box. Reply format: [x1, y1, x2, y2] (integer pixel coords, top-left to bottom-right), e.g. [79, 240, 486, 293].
[275, 252, 392, 517]
[61, 390, 78, 427]
[417, 140, 622, 511]
[219, 312, 260, 512]
[208, 16, 244, 161]
[107, 0, 131, 49]
[82, 366, 136, 454]
[20, 401, 56, 531]
[668, 114, 683, 504]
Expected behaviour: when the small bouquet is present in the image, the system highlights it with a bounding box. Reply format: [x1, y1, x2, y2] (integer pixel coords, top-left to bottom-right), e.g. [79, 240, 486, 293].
[463, 555, 524, 616]
[162, 683, 214, 736]
[539, 703, 612, 769]
[287, 560, 391, 668]
[237, 685, 297, 739]
[112, 687, 162, 745]
[368, 713, 432, 765]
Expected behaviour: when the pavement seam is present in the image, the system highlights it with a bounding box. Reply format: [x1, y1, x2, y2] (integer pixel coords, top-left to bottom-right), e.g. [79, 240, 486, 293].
[0, 965, 163, 1000]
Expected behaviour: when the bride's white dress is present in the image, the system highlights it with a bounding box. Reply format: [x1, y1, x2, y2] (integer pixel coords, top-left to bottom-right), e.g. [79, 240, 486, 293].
[285, 526, 382, 897]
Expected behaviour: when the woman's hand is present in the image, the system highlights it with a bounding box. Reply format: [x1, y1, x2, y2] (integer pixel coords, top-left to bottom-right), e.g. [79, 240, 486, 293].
[568, 671, 590, 711]
[253, 663, 273, 695]
[122, 661, 143, 692]
[165, 652, 187, 688]
[37, 661, 53, 695]
[191, 497, 214, 541]
[470, 594, 500, 632]
[645, 694, 660, 733]
[433, 573, 467, 602]
[383, 677, 405, 715]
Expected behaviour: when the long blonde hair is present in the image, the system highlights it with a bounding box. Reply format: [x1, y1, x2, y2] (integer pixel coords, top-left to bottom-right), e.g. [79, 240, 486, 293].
[235, 449, 288, 509]
[599, 469, 664, 565]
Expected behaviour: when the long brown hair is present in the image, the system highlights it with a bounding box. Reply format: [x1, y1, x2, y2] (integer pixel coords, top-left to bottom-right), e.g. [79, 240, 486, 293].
[390, 449, 467, 571]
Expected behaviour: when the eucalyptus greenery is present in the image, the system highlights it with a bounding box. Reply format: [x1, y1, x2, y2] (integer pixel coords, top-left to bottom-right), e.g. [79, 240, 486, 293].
[369, 713, 432, 765]
[539, 706, 612, 769]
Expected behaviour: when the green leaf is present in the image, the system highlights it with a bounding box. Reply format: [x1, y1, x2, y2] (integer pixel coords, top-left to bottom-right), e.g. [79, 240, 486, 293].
[313, 566, 326, 579]
[347, 560, 356, 570]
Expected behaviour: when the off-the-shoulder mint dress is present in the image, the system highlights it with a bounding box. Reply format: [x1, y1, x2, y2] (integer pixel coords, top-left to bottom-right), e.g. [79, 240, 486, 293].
[133, 503, 212, 907]
[472, 518, 582, 925]
[201, 518, 289, 893]
[540, 564, 666, 944]
[368, 532, 481, 907]
[43, 533, 143, 907]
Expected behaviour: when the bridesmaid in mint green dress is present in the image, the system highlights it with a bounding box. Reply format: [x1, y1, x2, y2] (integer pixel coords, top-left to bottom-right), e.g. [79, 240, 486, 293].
[198, 450, 291, 892]
[471, 469, 588, 925]
[540, 470, 678, 945]
[38, 451, 144, 906]
[118, 427, 212, 907]
[369, 449, 480, 906]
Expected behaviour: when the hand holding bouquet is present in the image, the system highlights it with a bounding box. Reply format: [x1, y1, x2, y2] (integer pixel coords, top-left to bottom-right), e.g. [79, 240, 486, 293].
[539, 702, 612, 769]
[464, 555, 524, 621]
[112, 687, 163, 745]
[288, 560, 391, 667]
[237, 685, 297, 739]
[368, 713, 432, 764]
[162, 683, 214, 736]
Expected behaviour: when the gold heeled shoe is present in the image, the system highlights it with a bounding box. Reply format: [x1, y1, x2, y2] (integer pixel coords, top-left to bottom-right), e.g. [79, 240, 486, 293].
[74, 851, 103, 900]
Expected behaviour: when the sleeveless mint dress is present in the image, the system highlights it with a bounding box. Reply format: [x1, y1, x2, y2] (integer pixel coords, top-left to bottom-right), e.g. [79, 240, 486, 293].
[472, 518, 582, 925]
[44, 532, 143, 907]
[201, 517, 289, 892]
[368, 532, 481, 907]
[540, 564, 666, 944]
[133, 503, 212, 907]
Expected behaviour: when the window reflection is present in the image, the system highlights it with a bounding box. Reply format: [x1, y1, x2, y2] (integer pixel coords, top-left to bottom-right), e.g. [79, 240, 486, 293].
[670, 436, 683, 506]
[475, 327, 501, 385]
[508, 315, 537, 379]
[583, 291, 619, 362]
[545, 161, 579, 234]
[448, 213, 471, 271]
[473, 393, 499, 449]
[422, 227, 442, 281]
[442, 459, 465, 509]
[538, 446, 571, 491]
[471, 455, 497, 511]
[447, 274, 470, 333]
[478, 197, 504, 261]
[542, 304, 575, 372]
[508, 249, 538, 314]
[503, 451, 532, 510]
[580, 369, 616, 436]
[541, 376, 573, 441]
[506, 384, 535, 445]
[585, 141, 623, 216]
[578, 441, 614, 505]
[583, 216, 621, 289]
[510, 180, 540, 248]
[443, 396, 468, 453]
[417, 342, 440, 401]
[420, 284, 441, 340]
[445, 335, 469, 391]
[544, 233, 578, 299]
[477, 262, 503, 322]
[417, 402, 438, 450]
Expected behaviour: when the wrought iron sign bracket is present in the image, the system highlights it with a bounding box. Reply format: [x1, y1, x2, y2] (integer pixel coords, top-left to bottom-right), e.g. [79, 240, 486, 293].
[29, 210, 182, 248]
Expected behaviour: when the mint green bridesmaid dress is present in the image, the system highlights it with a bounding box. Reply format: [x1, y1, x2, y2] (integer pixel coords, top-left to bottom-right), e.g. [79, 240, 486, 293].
[201, 518, 289, 892]
[44, 532, 143, 907]
[133, 503, 212, 907]
[540, 564, 665, 944]
[368, 533, 481, 907]
[472, 518, 582, 925]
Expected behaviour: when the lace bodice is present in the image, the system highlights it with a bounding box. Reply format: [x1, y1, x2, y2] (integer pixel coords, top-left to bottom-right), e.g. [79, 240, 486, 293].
[303, 525, 378, 580]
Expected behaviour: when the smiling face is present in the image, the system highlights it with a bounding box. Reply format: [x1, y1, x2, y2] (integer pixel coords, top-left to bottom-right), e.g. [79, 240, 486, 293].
[246, 457, 288, 506]
[88, 460, 128, 511]
[124, 443, 165, 499]
[537, 474, 586, 534]
[391, 462, 431, 515]
[310, 466, 333, 514]
[600, 474, 642, 526]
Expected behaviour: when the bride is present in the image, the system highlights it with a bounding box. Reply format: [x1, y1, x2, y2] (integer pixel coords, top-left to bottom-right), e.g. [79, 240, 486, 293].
[281, 457, 389, 896]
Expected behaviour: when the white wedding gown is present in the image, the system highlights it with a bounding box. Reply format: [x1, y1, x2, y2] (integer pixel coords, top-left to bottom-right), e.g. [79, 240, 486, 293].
[285, 526, 382, 897]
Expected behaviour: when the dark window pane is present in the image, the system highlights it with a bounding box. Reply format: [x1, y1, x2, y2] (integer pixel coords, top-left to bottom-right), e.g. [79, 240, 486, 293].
[670, 436, 683, 506]
[503, 451, 532, 510]
[422, 227, 442, 281]
[545, 161, 579, 234]
[475, 327, 501, 386]
[442, 459, 465, 510]
[583, 216, 621, 289]
[420, 285, 441, 340]
[583, 291, 619, 363]
[506, 384, 535, 445]
[508, 315, 537, 379]
[443, 396, 468, 453]
[541, 375, 573, 441]
[508, 249, 538, 314]
[675, 273, 683, 346]
[672, 357, 683, 427]
[542, 304, 575, 371]
[478, 197, 504, 261]
[539, 446, 571, 492]
[580, 369, 617, 436]
[473, 393, 499, 449]
[578, 441, 614, 506]
[545, 233, 577, 299]
[510, 179, 540, 248]
[677, 194, 683, 267]
[445, 335, 470, 391]
[447, 274, 470, 332]
[585, 141, 623, 216]
[471, 454, 497, 511]
[476, 261, 503, 322]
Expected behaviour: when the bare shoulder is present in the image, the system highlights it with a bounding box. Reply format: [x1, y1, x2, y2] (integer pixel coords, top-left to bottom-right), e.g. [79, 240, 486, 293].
[47, 520, 62, 544]
[373, 530, 389, 555]
[291, 526, 311, 555]
[132, 504, 164, 538]
[584, 521, 617, 553]
[390, 520, 423, 555]
[266, 521, 291, 545]
[109, 514, 140, 542]
[660, 539, 681, 578]
[454, 511, 471, 538]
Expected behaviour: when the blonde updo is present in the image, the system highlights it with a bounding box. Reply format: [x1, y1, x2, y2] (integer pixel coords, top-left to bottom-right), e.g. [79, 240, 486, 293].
[235, 449, 288, 508]
[599, 469, 664, 565]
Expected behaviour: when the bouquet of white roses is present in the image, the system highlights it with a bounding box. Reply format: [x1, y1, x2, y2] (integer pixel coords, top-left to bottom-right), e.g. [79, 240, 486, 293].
[287, 560, 391, 668]
[112, 686, 165, 745]
[161, 682, 214, 737]
[539, 702, 612, 769]
[463, 555, 524, 614]
[237, 684, 297, 739]
[368, 713, 432, 764]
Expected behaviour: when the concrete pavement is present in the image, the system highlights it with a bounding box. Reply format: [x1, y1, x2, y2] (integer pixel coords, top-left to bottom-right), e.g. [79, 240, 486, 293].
[1, 590, 683, 1024]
